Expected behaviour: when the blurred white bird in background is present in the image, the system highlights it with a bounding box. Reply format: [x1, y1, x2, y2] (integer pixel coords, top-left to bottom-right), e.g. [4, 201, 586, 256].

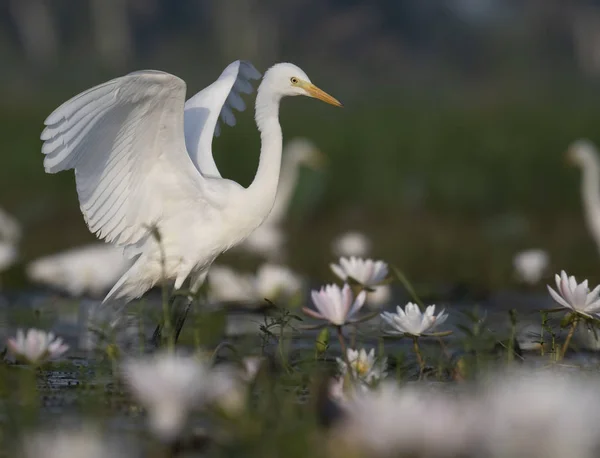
[331, 231, 372, 258]
[0, 207, 21, 274]
[26, 244, 132, 297]
[567, 139, 600, 255]
[235, 137, 326, 260]
[513, 249, 549, 285]
[207, 263, 302, 305]
[41, 60, 340, 339]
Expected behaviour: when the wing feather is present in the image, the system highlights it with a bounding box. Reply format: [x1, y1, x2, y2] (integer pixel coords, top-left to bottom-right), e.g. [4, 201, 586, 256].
[41, 70, 208, 249]
[183, 60, 261, 177]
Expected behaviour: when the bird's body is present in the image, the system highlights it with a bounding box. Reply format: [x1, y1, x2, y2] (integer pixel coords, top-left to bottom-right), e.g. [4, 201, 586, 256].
[568, 140, 600, 255]
[41, 61, 340, 304]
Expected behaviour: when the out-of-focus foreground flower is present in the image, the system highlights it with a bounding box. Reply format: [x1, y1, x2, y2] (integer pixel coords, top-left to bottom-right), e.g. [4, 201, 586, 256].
[19, 425, 137, 458]
[380, 303, 448, 336]
[329, 370, 600, 458]
[479, 370, 600, 458]
[547, 270, 600, 317]
[330, 256, 388, 287]
[303, 283, 366, 326]
[122, 351, 257, 441]
[7, 328, 69, 364]
[122, 352, 212, 442]
[330, 381, 478, 458]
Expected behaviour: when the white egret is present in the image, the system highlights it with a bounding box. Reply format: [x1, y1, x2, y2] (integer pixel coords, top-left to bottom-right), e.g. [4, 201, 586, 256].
[567, 139, 600, 254]
[26, 243, 132, 297]
[0, 208, 21, 275]
[236, 137, 325, 259]
[41, 61, 340, 336]
[512, 249, 549, 285]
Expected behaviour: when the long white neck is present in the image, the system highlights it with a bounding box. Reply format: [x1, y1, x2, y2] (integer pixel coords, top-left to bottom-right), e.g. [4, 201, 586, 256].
[581, 156, 600, 252]
[244, 82, 283, 223]
[266, 154, 300, 225]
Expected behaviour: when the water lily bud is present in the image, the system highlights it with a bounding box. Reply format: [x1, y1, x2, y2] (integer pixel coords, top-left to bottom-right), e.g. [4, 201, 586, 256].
[316, 327, 329, 355]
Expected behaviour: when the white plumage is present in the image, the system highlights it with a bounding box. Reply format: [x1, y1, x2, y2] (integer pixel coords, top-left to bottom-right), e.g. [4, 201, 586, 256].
[41, 61, 341, 303]
[237, 137, 325, 259]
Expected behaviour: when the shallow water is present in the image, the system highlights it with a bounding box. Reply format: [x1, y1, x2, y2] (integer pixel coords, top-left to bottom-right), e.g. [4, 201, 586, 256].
[1, 286, 600, 455]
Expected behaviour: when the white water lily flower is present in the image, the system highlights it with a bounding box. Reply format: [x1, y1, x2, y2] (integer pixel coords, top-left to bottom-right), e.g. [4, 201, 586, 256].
[303, 283, 366, 326]
[330, 256, 388, 287]
[547, 270, 600, 317]
[336, 348, 387, 384]
[380, 303, 448, 336]
[123, 352, 215, 441]
[7, 328, 69, 364]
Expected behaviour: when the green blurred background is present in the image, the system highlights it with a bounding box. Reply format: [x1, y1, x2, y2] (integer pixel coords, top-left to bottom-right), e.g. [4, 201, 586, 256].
[1, 0, 600, 290]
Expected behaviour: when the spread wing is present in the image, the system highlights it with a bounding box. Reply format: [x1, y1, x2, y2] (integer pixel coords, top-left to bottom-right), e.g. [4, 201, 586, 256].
[41, 70, 220, 249]
[183, 60, 261, 178]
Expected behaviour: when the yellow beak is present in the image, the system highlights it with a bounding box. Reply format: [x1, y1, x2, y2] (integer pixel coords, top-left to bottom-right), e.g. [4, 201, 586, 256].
[303, 82, 343, 107]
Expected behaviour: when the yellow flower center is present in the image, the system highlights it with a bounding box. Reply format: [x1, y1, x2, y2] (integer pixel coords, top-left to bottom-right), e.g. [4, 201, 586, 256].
[353, 360, 370, 376]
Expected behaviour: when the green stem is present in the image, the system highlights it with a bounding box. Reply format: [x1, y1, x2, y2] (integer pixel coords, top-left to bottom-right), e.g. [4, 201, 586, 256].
[278, 320, 292, 374]
[560, 318, 579, 360]
[412, 336, 425, 379]
[336, 326, 356, 383]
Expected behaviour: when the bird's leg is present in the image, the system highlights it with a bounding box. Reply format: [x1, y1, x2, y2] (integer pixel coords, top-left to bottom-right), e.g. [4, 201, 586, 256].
[171, 271, 208, 343]
[152, 272, 208, 347]
[151, 292, 179, 348]
[173, 294, 194, 343]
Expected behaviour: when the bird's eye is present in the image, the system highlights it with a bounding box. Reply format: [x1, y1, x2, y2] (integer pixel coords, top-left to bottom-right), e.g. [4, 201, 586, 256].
[290, 77, 299, 84]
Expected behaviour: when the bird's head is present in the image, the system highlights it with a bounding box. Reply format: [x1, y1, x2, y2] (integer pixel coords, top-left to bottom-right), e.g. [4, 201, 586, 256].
[566, 139, 598, 168]
[286, 137, 327, 170]
[262, 63, 342, 107]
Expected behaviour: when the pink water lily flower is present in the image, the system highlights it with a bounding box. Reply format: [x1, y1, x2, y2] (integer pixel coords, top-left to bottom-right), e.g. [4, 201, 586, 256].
[7, 328, 69, 364]
[547, 270, 600, 317]
[303, 283, 366, 326]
